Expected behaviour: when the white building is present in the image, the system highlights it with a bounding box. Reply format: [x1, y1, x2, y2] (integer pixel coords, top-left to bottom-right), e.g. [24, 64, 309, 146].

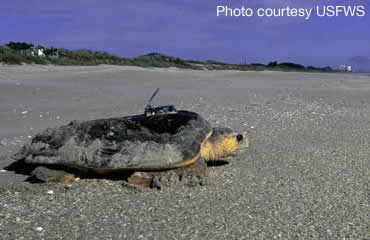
[339, 65, 352, 72]
[25, 47, 45, 57]
[36, 48, 45, 57]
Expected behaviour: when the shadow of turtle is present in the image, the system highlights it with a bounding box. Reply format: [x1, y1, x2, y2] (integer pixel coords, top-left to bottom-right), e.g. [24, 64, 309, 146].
[206, 160, 229, 167]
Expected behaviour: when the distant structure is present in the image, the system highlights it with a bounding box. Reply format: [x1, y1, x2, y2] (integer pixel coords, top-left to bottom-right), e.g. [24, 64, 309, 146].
[5, 42, 46, 57]
[22, 47, 45, 57]
[35, 48, 45, 57]
[339, 64, 352, 72]
[29, 47, 45, 57]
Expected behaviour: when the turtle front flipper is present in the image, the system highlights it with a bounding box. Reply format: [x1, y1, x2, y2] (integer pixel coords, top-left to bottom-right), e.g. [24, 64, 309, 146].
[127, 172, 155, 187]
[31, 166, 75, 184]
[200, 127, 248, 161]
[126, 157, 208, 189]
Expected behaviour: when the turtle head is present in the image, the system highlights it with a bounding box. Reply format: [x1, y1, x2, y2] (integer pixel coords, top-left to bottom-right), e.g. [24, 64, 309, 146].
[200, 127, 248, 162]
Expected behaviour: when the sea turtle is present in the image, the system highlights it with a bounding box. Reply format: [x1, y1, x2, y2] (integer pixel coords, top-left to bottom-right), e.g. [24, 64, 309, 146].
[8, 89, 248, 187]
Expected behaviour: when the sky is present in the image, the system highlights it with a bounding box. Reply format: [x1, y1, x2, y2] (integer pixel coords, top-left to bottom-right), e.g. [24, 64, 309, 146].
[1, 0, 369, 70]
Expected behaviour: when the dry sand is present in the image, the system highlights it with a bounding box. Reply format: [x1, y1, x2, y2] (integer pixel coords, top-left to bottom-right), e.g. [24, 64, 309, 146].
[0, 64, 369, 239]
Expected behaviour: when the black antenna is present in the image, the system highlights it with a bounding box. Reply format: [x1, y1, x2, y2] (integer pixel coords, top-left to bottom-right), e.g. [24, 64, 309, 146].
[144, 88, 177, 117]
[144, 88, 159, 115]
[147, 88, 160, 107]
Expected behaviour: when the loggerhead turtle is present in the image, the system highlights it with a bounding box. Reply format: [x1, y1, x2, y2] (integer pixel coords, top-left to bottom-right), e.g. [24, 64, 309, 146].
[8, 89, 248, 187]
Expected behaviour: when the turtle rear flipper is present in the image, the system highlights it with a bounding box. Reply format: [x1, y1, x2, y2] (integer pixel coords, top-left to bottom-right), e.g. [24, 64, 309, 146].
[11, 144, 30, 161]
[31, 166, 75, 184]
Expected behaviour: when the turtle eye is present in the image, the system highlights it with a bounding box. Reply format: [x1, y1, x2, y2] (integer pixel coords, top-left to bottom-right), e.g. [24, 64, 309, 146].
[236, 134, 243, 142]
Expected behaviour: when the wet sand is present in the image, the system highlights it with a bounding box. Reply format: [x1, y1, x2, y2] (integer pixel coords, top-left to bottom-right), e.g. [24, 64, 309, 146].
[0, 64, 369, 239]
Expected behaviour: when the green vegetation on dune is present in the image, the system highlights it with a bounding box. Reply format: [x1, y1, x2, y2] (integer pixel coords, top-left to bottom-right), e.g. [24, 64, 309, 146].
[49, 48, 127, 66]
[132, 53, 200, 69]
[0, 42, 334, 72]
[0, 45, 48, 65]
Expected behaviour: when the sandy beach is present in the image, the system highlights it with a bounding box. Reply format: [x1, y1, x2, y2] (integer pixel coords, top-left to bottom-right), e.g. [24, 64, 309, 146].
[0, 64, 369, 239]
